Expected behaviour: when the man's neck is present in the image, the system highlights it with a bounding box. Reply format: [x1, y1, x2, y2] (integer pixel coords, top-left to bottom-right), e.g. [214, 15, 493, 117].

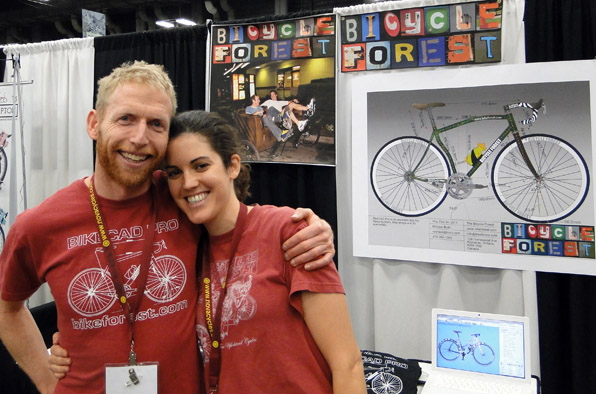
[86, 168, 151, 201]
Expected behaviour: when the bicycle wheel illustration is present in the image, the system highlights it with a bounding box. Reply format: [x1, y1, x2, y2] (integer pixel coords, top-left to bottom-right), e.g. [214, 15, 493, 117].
[67, 268, 116, 317]
[145, 255, 187, 303]
[371, 137, 450, 216]
[371, 372, 403, 394]
[0, 225, 4, 253]
[0, 148, 7, 186]
[492, 134, 589, 223]
[438, 338, 460, 361]
[472, 342, 495, 365]
[237, 295, 257, 320]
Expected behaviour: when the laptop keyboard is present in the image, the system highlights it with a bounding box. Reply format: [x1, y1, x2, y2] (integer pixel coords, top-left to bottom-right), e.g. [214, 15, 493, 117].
[431, 373, 525, 394]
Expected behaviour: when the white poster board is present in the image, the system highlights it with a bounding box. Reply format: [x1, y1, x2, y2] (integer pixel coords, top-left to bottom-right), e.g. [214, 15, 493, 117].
[352, 60, 596, 275]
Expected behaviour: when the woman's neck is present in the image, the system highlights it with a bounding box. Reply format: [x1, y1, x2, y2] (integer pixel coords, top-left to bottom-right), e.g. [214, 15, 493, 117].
[205, 198, 241, 236]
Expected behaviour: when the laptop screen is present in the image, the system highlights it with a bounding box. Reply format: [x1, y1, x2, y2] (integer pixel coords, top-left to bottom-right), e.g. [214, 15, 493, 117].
[434, 311, 528, 380]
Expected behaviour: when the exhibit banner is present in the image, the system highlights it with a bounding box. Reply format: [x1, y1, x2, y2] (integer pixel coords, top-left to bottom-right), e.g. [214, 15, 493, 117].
[340, 0, 502, 72]
[352, 60, 596, 275]
[0, 82, 29, 253]
[209, 15, 336, 165]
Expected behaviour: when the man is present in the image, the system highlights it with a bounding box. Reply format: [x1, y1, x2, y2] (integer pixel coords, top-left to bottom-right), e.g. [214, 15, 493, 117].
[0, 61, 334, 394]
[245, 94, 291, 142]
[261, 90, 315, 133]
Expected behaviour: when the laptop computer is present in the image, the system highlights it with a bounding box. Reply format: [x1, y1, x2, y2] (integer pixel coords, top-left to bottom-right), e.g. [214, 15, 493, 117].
[423, 309, 534, 394]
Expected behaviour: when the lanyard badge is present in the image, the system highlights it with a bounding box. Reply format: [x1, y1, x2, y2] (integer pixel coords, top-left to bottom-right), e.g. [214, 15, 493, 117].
[89, 176, 159, 393]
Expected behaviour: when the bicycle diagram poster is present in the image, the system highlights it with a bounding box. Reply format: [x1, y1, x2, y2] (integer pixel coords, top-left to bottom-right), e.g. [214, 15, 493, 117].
[352, 60, 596, 275]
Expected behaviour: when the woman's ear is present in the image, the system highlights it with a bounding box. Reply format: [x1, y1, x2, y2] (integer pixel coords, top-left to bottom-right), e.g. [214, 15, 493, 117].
[228, 154, 241, 179]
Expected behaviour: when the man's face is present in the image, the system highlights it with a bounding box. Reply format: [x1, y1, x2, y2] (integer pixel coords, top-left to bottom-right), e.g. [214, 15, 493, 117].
[90, 82, 172, 190]
[252, 95, 260, 106]
[270, 91, 278, 100]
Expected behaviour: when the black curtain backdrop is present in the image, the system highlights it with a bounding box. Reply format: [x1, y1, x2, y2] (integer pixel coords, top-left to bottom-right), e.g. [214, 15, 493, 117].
[524, 0, 596, 393]
[93, 26, 208, 112]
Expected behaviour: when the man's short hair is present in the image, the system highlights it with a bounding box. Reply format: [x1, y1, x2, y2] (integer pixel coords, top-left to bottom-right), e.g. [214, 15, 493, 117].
[95, 61, 177, 116]
[250, 94, 259, 101]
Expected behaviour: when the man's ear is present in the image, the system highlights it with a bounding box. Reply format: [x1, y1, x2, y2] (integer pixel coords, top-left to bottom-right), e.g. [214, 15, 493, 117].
[229, 154, 241, 180]
[87, 110, 99, 141]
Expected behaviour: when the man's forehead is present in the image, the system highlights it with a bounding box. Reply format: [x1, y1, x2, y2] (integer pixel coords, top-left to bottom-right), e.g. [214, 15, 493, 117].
[106, 83, 173, 116]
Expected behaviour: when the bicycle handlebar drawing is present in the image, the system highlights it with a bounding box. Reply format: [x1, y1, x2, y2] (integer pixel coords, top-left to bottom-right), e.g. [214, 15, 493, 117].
[371, 99, 589, 223]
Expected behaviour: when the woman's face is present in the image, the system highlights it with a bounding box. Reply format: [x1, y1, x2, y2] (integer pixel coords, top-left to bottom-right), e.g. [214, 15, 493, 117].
[165, 132, 241, 235]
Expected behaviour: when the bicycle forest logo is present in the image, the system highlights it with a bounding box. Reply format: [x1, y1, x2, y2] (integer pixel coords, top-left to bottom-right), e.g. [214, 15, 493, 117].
[340, 1, 502, 72]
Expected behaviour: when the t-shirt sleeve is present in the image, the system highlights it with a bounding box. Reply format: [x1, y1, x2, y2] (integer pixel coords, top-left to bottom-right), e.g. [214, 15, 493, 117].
[0, 215, 44, 301]
[273, 208, 344, 315]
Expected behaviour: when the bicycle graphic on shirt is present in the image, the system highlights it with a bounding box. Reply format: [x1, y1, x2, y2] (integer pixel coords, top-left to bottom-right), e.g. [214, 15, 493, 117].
[67, 239, 186, 317]
[365, 367, 403, 394]
[370, 99, 590, 223]
[438, 330, 495, 366]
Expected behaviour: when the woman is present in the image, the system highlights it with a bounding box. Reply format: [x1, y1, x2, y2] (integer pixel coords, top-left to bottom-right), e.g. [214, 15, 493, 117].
[165, 110, 365, 393]
[50, 110, 366, 393]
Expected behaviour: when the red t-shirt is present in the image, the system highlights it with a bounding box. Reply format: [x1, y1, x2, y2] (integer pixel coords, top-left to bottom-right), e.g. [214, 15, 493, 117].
[0, 175, 202, 393]
[197, 205, 344, 393]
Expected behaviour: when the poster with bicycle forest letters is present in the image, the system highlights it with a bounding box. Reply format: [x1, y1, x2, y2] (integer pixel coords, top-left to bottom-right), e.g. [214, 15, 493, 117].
[208, 14, 336, 166]
[352, 60, 596, 275]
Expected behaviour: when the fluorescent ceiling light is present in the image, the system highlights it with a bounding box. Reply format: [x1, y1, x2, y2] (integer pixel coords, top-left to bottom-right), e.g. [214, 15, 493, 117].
[156, 20, 175, 28]
[175, 18, 196, 26]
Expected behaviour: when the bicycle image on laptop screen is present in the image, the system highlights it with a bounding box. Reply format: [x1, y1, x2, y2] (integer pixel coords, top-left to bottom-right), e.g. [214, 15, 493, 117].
[370, 95, 590, 224]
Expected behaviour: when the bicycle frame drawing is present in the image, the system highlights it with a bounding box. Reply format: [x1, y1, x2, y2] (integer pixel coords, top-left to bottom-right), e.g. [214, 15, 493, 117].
[371, 99, 590, 223]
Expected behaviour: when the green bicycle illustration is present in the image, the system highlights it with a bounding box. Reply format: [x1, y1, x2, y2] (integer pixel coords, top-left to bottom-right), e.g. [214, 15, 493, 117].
[370, 99, 590, 223]
[439, 330, 495, 366]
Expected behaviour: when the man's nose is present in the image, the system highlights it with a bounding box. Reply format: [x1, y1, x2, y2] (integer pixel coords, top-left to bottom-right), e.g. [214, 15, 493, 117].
[130, 121, 149, 145]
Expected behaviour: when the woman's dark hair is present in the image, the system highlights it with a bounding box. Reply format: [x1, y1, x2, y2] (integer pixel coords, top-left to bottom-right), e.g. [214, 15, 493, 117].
[168, 110, 251, 202]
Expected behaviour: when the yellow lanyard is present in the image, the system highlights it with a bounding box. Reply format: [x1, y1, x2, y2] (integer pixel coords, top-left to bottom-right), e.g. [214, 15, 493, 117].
[199, 203, 247, 392]
[88, 176, 156, 364]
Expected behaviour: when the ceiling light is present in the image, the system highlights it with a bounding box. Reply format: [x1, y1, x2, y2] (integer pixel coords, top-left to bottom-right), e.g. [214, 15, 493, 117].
[156, 20, 175, 28]
[175, 18, 196, 26]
